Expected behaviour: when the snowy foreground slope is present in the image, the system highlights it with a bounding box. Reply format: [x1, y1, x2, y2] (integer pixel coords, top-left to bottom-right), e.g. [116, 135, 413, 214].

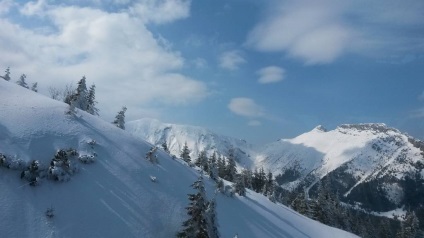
[0, 80, 356, 238]
[127, 118, 254, 168]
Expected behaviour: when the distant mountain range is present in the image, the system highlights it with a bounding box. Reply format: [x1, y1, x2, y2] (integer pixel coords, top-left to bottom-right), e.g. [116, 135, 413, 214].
[128, 119, 424, 215]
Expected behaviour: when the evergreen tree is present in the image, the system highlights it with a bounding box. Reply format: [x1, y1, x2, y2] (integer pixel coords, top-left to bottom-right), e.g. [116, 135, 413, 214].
[208, 152, 219, 181]
[180, 142, 191, 164]
[217, 156, 226, 178]
[240, 168, 253, 190]
[233, 174, 246, 196]
[161, 140, 170, 153]
[205, 198, 220, 238]
[195, 150, 208, 172]
[263, 171, 275, 196]
[112, 106, 127, 129]
[66, 94, 77, 115]
[225, 149, 237, 182]
[398, 210, 420, 238]
[177, 176, 209, 238]
[16, 74, 29, 89]
[74, 76, 88, 110]
[31, 82, 38, 92]
[86, 84, 99, 115]
[291, 192, 308, 215]
[252, 167, 266, 192]
[1, 67, 11, 81]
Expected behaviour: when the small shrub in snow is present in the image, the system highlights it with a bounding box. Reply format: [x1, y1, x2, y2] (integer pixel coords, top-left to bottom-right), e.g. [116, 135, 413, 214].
[78, 154, 96, 164]
[0, 153, 29, 170]
[21, 160, 42, 186]
[145, 147, 158, 164]
[0, 153, 7, 167]
[224, 185, 234, 197]
[216, 179, 224, 194]
[48, 149, 79, 182]
[45, 207, 55, 218]
[87, 140, 96, 146]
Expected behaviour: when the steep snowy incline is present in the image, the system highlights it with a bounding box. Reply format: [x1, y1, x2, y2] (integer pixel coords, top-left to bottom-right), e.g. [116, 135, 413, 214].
[127, 118, 254, 168]
[0, 80, 356, 238]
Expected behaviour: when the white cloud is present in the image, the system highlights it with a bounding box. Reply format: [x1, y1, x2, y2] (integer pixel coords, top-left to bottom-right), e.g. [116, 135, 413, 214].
[0, 2, 207, 120]
[246, 0, 424, 64]
[257, 66, 285, 84]
[248, 120, 262, 126]
[20, 0, 47, 16]
[192, 57, 208, 69]
[129, 0, 191, 24]
[0, 0, 13, 15]
[219, 50, 246, 70]
[228, 97, 264, 118]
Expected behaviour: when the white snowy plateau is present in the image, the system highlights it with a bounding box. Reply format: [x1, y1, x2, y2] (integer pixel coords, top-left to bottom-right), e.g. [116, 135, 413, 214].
[0, 79, 356, 237]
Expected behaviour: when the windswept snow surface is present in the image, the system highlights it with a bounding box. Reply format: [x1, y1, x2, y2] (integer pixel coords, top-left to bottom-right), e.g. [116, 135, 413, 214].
[0, 80, 356, 237]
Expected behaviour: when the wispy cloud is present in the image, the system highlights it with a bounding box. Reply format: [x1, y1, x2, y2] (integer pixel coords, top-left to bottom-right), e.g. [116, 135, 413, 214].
[219, 50, 246, 70]
[129, 0, 191, 24]
[228, 97, 264, 117]
[246, 0, 424, 64]
[0, 0, 207, 120]
[257, 66, 285, 84]
[410, 108, 424, 118]
[0, 0, 13, 15]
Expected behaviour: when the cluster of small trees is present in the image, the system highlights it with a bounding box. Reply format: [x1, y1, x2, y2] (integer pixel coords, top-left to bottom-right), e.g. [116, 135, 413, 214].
[65, 76, 99, 116]
[1, 67, 38, 92]
[178, 144, 276, 199]
[3, 67, 129, 131]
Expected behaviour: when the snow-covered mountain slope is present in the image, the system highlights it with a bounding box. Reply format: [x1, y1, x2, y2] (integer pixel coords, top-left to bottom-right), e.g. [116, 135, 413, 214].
[0, 80, 356, 238]
[256, 124, 424, 211]
[127, 118, 254, 168]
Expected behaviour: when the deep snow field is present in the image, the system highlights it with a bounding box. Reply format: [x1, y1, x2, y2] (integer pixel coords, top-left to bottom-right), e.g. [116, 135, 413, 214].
[0, 80, 356, 238]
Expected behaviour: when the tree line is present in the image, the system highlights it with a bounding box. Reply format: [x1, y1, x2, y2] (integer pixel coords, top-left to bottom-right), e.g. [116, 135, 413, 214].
[2, 67, 127, 130]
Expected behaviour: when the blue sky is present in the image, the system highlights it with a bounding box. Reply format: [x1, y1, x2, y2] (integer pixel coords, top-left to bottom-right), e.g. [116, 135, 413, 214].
[0, 0, 423, 144]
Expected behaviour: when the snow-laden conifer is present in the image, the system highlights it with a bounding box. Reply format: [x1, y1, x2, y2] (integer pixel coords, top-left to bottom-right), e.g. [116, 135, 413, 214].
[112, 106, 127, 129]
[1, 67, 11, 81]
[177, 176, 209, 238]
[86, 84, 99, 115]
[31, 82, 38, 92]
[180, 142, 191, 164]
[16, 74, 29, 89]
[74, 76, 88, 110]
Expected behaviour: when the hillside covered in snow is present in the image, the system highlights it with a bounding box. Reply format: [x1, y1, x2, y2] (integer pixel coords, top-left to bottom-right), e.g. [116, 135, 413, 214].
[128, 115, 424, 235]
[256, 124, 424, 213]
[127, 118, 254, 168]
[0, 79, 357, 237]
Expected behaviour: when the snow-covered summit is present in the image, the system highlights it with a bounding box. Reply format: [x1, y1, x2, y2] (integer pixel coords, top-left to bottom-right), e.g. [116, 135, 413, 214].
[256, 122, 424, 212]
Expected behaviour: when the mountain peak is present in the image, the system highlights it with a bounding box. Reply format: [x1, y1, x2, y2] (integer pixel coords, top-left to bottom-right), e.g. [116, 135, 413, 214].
[336, 123, 400, 134]
[313, 125, 327, 132]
